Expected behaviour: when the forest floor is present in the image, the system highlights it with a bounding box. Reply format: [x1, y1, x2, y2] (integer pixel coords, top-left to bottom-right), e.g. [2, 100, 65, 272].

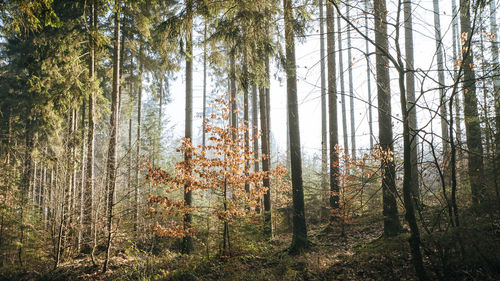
[2, 207, 500, 281]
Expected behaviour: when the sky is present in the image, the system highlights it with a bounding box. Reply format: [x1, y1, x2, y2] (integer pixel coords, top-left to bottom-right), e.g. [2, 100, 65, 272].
[160, 0, 495, 162]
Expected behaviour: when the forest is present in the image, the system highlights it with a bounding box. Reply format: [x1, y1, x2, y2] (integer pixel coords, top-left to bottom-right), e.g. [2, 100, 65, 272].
[1, 0, 500, 280]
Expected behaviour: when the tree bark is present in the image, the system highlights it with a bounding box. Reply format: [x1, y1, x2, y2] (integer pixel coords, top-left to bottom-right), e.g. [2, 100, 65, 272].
[103, 1, 120, 271]
[432, 0, 450, 190]
[346, 0, 356, 160]
[452, 0, 463, 149]
[374, 0, 401, 236]
[82, 0, 95, 255]
[364, 0, 374, 149]
[260, 82, 272, 237]
[396, 2, 427, 278]
[460, 0, 485, 206]
[182, 0, 194, 254]
[319, 0, 328, 207]
[134, 44, 143, 235]
[284, 0, 308, 253]
[337, 13, 349, 154]
[327, 3, 340, 224]
[404, 0, 420, 203]
[490, 0, 500, 201]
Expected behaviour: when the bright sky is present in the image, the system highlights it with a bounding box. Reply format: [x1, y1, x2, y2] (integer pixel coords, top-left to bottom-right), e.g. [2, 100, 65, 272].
[161, 0, 493, 161]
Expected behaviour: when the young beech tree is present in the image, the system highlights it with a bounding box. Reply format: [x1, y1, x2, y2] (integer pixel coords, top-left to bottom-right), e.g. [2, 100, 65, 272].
[147, 96, 286, 257]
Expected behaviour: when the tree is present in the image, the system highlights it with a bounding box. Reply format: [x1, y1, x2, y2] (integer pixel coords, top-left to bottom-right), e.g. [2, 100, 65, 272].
[182, 0, 194, 254]
[432, 0, 450, 189]
[336, 11, 349, 153]
[460, 0, 485, 206]
[451, 0, 464, 148]
[404, 0, 420, 203]
[490, 0, 500, 200]
[134, 44, 143, 235]
[102, 0, 121, 272]
[364, 0, 374, 149]
[149, 96, 285, 256]
[346, 0, 356, 160]
[326, 3, 339, 225]
[373, 0, 401, 236]
[284, 0, 307, 253]
[259, 76, 272, 237]
[319, 0, 328, 209]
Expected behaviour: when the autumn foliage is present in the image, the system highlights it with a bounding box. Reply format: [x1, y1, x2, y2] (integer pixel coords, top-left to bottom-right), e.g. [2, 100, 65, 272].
[147, 95, 286, 255]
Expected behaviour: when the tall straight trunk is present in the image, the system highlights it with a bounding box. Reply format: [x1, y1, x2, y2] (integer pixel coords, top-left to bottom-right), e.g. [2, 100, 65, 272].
[158, 76, 163, 163]
[70, 109, 78, 245]
[374, 0, 401, 236]
[243, 50, 250, 193]
[284, 0, 307, 253]
[432, 0, 450, 188]
[43, 160, 48, 222]
[252, 84, 259, 174]
[260, 81, 272, 237]
[346, 0, 356, 159]
[479, 23, 493, 164]
[182, 0, 194, 254]
[19, 121, 33, 266]
[134, 45, 143, 234]
[78, 99, 86, 250]
[252, 84, 260, 214]
[404, 0, 420, 202]
[41, 164, 46, 216]
[56, 110, 74, 267]
[326, 3, 340, 222]
[202, 22, 207, 147]
[230, 48, 237, 135]
[490, 0, 500, 200]
[102, 2, 120, 272]
[319, 0, 328, 202]
[396, 2, 427, 279]
[337, 14, 349, 153]
[460, 0, 485, 206]
[48, 168, 53, 223]
[32, 161, 37, 207]
[128, 117, 132, 209]
[364, 0, 374, 149]
[452, 0, 463, 148]
[82, 0, 95, 254]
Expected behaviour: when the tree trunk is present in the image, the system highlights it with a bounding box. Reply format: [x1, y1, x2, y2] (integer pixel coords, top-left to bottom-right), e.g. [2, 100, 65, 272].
[134, 44, 143, 235]
[252, 84, 259, 197]
[346, 0, 356, 160]
[284, 0, 307, 253]
[364, 0, 374, 149]
[374, 0, 401, 236]
[182, 0, 194, 254]
[490, 0, 500, 201]
[203, 22, 207, 148]
[260, 82, 272, 237]
[327, 3, 340, 224]
[460, 0, 485, 206]
[230, 48, 237, 137]
[432, 0, 450, 191]
[396, 2, 427, 278]
[243, 49, 250, 194]
[82, 0, 95, 255]
[452, 0, 463, 149]
[319, 0, 328, 207]
[19, 120, 33, 267]
[337, 13, 349, 154]
[404, 0, 420, 204]
[102, 2, 120, 271]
